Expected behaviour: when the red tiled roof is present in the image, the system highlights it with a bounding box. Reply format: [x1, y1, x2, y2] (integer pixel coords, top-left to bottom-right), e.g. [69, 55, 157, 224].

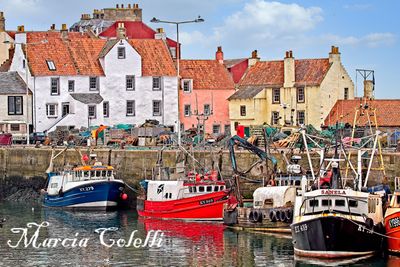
[6, 31, 16, 40]
[99, 21, 177, 48]
[240, 58, 331, 87]
[180, 60, 235, 90]
[324, 99, 400, 127]
[129, 39, 176, 76]
[25, 32, 176, 76]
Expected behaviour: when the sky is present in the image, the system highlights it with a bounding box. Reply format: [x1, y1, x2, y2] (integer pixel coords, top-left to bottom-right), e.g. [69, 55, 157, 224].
[1, 0, 399, 98]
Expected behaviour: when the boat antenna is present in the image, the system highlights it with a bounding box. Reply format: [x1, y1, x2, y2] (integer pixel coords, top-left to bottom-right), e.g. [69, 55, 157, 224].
[331, 122, 342, 189]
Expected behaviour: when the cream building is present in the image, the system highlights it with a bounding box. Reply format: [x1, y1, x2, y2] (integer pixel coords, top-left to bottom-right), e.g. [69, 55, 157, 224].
[228, 46, 354, 131]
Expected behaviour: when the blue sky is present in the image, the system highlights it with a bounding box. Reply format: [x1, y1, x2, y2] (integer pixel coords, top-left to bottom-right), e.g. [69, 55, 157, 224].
[1, 0, 399, 98]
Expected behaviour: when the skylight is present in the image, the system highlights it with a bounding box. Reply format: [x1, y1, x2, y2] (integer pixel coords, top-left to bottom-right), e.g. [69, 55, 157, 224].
[46, 60, 56, 71]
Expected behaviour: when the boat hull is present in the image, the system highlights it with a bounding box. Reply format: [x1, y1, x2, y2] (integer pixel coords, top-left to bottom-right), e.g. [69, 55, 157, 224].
[385, 209, 400, 254]
[137, 191, 230, 220]
[291, 216, 384, 258]
[43, 180, 125, 211]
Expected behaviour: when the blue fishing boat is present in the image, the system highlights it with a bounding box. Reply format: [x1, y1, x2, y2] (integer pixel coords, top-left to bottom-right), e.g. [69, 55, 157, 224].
[42, 152, 126, 210]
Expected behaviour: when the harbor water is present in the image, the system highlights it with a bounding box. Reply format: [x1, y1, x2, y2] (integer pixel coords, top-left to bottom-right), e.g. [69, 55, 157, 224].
[0, 202, 393, 266]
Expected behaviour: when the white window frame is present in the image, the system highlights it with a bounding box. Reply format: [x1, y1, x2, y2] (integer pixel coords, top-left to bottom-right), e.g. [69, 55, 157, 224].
[89, 77, 99, 91]
[212, 124, 221, 135]
[126, 100, 135, 116]
[240, 105, 246, 116]
[68, 80, 75, 92]
[126, 75, 135, 91]
[117, 47, 126, 59]
[182, 79, 192, 93]
[103, 101, 109, 118]
[272, 111, 280, 125]
[272, 88, 280, 104]
[50, 78, 60, 95]
[153, 100, 162, 116]
[184, 104, 191, 117]
[46, 103, 58, 118]
[152, 77, 161, 91]
[297, 87, 305, 103]
[297, 110, 305, 125]
[204, 104, 210, 115]
[88, 105, 96, 119]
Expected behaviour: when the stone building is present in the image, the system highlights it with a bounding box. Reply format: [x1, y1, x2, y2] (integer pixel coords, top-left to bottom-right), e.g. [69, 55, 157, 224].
[228, 46, 354, 131]
[0, 71, 32, 142]
[0, 12, 16, 71]
[9, 29, 178, 133]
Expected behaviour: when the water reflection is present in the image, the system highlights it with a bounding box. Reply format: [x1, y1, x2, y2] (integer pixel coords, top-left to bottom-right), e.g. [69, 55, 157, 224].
[0, 202, 396, 266]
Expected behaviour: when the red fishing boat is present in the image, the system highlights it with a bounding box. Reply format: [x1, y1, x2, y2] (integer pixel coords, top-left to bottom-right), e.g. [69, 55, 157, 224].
[384, 177, 400, 254]
[137, 171, 237, 220]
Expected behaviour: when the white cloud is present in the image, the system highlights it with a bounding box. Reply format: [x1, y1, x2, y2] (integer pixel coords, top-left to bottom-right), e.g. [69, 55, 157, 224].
[180, 30, 208, 46]
[214, 0, 323, 42]
[343, 4, 372, 10]
[323, 32, 396, 48]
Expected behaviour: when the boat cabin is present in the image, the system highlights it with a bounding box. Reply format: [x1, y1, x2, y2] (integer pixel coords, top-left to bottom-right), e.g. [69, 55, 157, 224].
[253, 186, 296, 209]
[144, 180, 226, 201]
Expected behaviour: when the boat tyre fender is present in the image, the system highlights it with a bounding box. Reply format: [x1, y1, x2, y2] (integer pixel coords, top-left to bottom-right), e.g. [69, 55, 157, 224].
[269, 209, 277, 222]
[365, 218, 374, 230]
[285, 209, 293, 223]
[253, 210, 262, 223]
[279, 209, 287, 222]
[275, 209, 282, 222]
[248, 210, 256, 223]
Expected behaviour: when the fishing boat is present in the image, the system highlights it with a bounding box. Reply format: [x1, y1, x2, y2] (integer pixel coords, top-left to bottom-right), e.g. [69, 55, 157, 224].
[137, 171, 236, 220]
[291, 129, 385, 258]
[384, 177, 400, 254]
[42, 150, 126, 210]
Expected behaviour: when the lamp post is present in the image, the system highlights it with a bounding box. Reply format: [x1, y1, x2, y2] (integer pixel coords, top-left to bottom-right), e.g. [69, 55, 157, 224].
[150, 16, 204, 145]
[4, 39, 47, 145]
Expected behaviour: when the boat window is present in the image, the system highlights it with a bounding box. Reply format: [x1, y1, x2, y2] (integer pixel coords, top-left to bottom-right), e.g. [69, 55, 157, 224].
[192, 187, 197, 193]
[214, 186, 219, 192]
[96, 170, 101, 178]
[169, 193, 172, 198]
[335, 199, 345, 207]
[220, 186, 225, 191]
[107, 170, 112, 177]
[90, 170, 95, 178]
[206, 186, 212, 192]
[321, 199, 332, 207]
[349, 200, 358, 208]
[165, 193, 169, 199]
[199, 186, 204, 192]
[50, 183, 58, 188]
[189, 187, 193, 193]
[309, 199, 318, 207]
[397, 195, 400, 205]
[295, 180, 301, 186]
[102, 170, 107, 177]
[83, 171, 89, 178]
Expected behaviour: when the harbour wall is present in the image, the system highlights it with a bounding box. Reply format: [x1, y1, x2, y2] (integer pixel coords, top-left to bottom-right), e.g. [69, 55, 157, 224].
[0, 147, 399, 200]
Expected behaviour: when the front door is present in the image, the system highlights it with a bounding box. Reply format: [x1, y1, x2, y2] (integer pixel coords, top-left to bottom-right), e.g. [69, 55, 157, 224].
[62, 103, 70, 117]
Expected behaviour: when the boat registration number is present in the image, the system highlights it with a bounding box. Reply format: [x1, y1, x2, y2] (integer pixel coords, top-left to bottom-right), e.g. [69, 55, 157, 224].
[80, 186, 94, 192]
[389, 217, 400, 229]
[199, 199, 214, 205]
[294, 224, 308, 233]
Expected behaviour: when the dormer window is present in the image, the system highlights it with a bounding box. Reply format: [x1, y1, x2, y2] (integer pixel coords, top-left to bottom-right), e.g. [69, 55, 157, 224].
[118, 47, 125, 59]
[182, 79, 192, 93]
[46, 60, 56, 71]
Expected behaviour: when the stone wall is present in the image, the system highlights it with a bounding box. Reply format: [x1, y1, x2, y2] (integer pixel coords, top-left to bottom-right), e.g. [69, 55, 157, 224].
[0, 147, 399, 198]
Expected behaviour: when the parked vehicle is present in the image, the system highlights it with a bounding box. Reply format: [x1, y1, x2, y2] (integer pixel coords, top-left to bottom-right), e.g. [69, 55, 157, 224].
[29, 132, 46, 144]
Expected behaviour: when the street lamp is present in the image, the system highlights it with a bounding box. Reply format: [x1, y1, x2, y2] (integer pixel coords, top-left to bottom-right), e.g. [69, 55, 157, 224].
[4, 39, 47, 145]
[150, 16, 204, 145]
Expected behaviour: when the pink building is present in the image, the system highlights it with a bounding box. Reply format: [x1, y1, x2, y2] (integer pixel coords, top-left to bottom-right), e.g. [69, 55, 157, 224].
[180, 48, 235, 136]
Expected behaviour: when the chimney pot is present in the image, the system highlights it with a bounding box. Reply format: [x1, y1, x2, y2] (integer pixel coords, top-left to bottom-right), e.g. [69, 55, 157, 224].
[61, 24, 67, 31]
[17, 25, 24, 32]
[157, 28, 164, 33]
[216, 46, 224, 64]
[251, 50, 258, 59]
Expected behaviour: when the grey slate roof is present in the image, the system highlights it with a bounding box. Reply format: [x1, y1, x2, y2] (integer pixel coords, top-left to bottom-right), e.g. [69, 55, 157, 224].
[98, 39, 119, 58]
[228, 86, 264, 100]
[70, 93, 103, 104]
[0, 71, 30, 94]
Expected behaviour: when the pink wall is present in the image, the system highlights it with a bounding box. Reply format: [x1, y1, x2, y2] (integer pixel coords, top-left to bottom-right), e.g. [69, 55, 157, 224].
[179, 89, 234, 135]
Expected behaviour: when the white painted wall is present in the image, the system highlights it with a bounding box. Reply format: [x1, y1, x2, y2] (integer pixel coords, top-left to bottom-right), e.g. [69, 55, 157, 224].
[10, 37, 179, 132]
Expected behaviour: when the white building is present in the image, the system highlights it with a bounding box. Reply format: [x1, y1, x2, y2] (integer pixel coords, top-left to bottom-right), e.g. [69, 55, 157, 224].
[9, 30, 178, 132]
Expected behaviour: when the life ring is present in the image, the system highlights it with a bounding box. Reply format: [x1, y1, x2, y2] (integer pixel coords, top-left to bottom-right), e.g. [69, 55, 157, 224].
[269, 209, 277, 222]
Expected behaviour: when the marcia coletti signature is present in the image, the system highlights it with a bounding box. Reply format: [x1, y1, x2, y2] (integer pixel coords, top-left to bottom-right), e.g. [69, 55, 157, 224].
[6, 221, 164, 249]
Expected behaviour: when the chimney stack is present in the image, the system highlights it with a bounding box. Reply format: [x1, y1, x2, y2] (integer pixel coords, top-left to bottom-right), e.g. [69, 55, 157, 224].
[284, 50, 295, 88]
[60, 24, 68, 39]
[329, 45, 341, 63]
[363, 80, 374, 100]
[0, 12, 5, 32]
[248, 50, 260, 67]
[49, 24, 55, 31]
[215, 46, 224, 64]
[117, 22, 126, 39]
[154, 28, 166, 40]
